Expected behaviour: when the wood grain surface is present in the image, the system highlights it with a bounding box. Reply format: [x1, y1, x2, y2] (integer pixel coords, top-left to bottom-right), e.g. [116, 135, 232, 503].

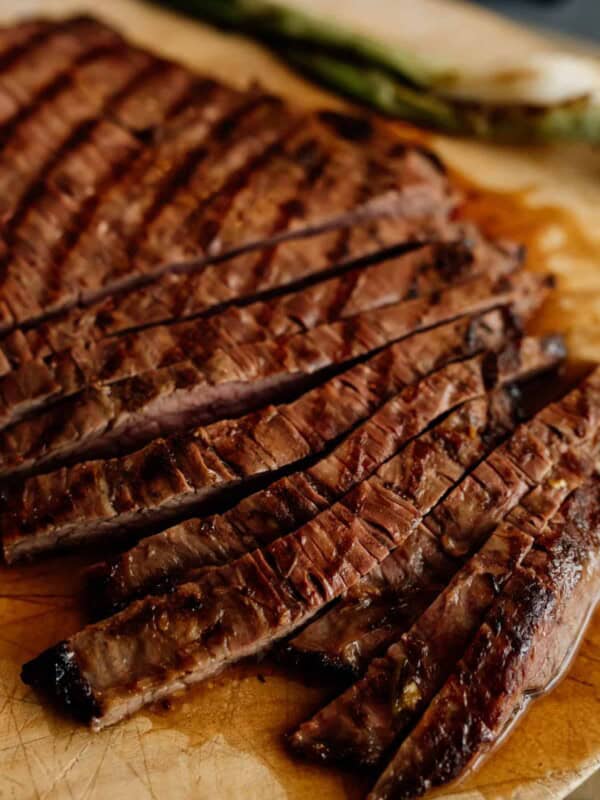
[0, 2, 599, 798]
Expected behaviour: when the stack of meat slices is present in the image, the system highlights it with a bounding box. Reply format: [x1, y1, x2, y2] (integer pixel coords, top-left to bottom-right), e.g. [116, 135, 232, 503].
[0, 15, 597, 800]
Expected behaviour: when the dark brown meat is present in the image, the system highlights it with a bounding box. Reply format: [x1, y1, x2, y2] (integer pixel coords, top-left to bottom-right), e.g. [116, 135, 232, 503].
[20, 369, 600, 731]
[4, 327, 556, 564]
[0, 271, 549, 479]
[0, 235, 519, 428]
[86, 310, 518, 612]
[369, 478, 600, 800]
[288, 438, 599, 766]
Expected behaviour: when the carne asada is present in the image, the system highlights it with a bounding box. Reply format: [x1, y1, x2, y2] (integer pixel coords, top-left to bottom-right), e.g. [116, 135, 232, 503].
[0, 270, 548, 479]
[3, 310, 510, 565]
[289, 438, 599, 766]
[88, 334, 561, 616]
[4, 329, 556, 563]
[0, 235, 519, 428]
[368, 477, 600, 800]
[21, 368, 600, 731]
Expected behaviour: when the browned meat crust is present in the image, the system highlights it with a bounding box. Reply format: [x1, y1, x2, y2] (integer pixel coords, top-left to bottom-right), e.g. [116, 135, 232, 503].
[0, 16, 454, 335]
[89, 330, 565, 617]
[3, 328, 561, 564]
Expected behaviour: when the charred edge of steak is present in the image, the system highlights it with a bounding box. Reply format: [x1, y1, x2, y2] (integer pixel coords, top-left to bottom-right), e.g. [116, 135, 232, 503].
[277, 633, 361, 682]
[21, 642, 100, 723]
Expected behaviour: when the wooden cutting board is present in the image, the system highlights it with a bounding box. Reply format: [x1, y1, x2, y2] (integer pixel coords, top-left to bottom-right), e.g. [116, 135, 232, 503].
[1, 2, 600, 798]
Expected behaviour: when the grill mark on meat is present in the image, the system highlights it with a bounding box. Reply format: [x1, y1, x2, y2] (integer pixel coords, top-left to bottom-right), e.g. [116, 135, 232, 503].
[2, 312, 521, 565]
[85, 324, 560, 614]
[0, 236, 517, 428]
[0, 19, 120, 131]
[8, 90, 299, 331]
[6, 168, 447, 368]
[108, 60, 203, 135]
[0, 21, 55, 72]
[0, 271, 549, 480]
[120, 91, 274, 263]
[22, 370, 598, 731]
[368, 478, 600, 800]
[0, 34, 134, 233]
[288, 434, 599, 767]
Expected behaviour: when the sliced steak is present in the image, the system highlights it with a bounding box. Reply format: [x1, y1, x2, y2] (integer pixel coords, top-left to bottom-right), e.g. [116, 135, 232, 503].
[0, 235, 519, 427]
[88, 331, 560, 614]
[285, 373, 599, 675]
[289, 439, 599, 766]
[368, 478, 600, 800]
[0, 80, 453, 333]
[19, 369, 600, 731]
[4, 309, 510, 565]
[0, 216, 468, 372]
[0, 271, 549, 479]
[3, 330, 555, 564]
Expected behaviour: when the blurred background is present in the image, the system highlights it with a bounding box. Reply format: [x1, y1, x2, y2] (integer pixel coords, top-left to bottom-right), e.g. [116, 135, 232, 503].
[477, 0, 599, 42]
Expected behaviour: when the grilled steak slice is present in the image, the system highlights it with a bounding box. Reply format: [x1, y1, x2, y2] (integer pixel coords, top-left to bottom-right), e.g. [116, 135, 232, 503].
[0, 271, 548, 480]
[0, 236, 519, 428]
[368, 478, 600, 800]
[289, 439, 599, 766]
[20, 369, 600, 731]
[0, 216, 468, 373]
[3, 329, 554, 564]
[88, 331, 560, 614]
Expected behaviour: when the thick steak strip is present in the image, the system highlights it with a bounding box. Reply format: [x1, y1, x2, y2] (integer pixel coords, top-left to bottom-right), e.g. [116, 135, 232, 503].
[0, 236, 519, 427]
[0, 271, 548, 480]
[3, 331, 553, 564]
[88, 333, 561, 616]
[369, 478, 600, 800]
[20, 370, 600, 731]
[289, 440, 599, 766]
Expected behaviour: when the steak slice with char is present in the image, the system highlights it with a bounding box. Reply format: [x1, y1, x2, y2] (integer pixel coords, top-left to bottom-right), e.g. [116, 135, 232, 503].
[368, 478, 600, 800]
[20, 369, 600, 731]
[87, 330, 559, 615]
[289, 439, 599, 766]
[0, 271, 548, 480]
[3, 328, 556, 564]
[0, 235, 519, 428]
